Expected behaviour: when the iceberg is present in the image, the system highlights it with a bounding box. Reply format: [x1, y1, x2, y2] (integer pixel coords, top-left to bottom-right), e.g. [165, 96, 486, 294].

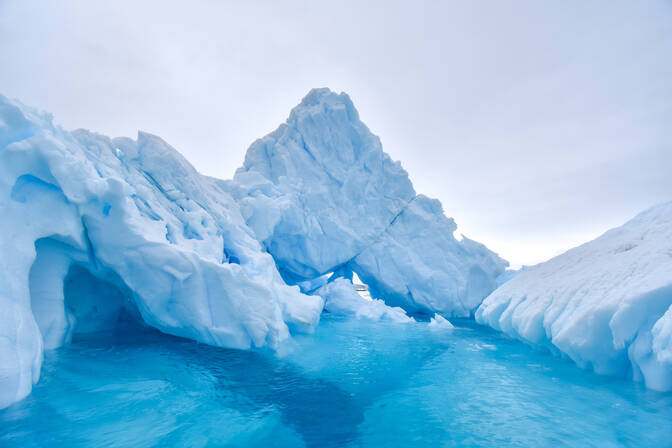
[496, 267, 525, 286]
[0, 95, 323, 408]
[0, 88, 506, 408]
[231, 88, 507, 315]
[476, 202, 672, 391]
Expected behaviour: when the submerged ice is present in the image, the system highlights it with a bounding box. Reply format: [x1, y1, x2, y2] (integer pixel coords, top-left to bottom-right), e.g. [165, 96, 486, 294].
[0, 89, 506, 408]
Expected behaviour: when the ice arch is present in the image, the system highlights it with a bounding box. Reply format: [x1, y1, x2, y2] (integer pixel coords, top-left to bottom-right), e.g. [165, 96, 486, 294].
[29, 237, 144, 350]
[0, 94, 323, 408]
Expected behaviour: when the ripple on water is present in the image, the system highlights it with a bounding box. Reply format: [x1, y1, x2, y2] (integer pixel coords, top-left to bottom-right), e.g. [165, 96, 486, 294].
[0, 317, 671, 447]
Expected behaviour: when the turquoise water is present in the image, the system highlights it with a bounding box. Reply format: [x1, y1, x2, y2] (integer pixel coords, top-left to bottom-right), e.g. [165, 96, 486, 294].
[1, 316, 671, 447]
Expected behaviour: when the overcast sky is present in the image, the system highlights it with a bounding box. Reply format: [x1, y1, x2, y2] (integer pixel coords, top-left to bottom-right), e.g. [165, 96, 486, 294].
[1, 0, 671, 267]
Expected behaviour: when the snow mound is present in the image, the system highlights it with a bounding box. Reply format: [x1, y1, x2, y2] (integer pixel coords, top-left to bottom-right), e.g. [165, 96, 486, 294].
[317, 278, 413, 323]
[232, 88, 507, 315]
[0, 94, 323, 408]
[476, 202, 672, 391]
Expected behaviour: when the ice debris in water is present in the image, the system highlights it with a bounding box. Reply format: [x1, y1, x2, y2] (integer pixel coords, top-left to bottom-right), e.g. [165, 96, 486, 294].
[428, 314, 455, 330]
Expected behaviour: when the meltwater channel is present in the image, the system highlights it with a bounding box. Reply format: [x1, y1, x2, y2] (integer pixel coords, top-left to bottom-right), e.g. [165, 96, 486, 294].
[1, 315, 671, 447]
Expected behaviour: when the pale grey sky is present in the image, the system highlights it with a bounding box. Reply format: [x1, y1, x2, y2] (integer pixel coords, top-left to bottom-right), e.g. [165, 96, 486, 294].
[1, 0, 671, 266]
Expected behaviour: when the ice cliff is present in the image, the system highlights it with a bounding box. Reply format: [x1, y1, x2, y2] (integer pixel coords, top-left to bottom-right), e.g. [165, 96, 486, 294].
[0, 89, 506, 408]
[477, 202, 672, 391]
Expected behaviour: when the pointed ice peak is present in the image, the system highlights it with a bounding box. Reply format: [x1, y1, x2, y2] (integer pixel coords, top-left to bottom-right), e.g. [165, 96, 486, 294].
[296, 87, 350, 109]
[233, 88, 506, 315]
[289, 87, 360, 125]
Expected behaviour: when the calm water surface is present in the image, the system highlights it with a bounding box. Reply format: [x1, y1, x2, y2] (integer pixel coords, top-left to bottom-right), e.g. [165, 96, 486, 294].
[1, 316, 671, 447]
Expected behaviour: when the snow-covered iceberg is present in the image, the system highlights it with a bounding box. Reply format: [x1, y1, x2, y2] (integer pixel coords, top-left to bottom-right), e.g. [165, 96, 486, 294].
[476, 202, 672, 391]
[231, 88, 507, 315]
[0, 95, 323, 408]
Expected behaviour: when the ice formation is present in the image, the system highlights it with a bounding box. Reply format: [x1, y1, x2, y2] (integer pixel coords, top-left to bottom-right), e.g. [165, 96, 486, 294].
[428, 314, 455, 330]
[477, 202, 672, 391]
[0, 95, 323, 408]
[3, 84, 670, 408]
[317, 278, 413, 323]
[231, 88, 507, 315]
[496, 267, 525, 286]
[0, 88, 506, 408]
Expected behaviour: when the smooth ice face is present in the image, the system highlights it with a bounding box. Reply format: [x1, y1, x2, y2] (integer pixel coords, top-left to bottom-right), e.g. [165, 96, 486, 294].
[476, 201, 672, 391]
[0, 95, 323, 408]
[232, 88, 507, 315]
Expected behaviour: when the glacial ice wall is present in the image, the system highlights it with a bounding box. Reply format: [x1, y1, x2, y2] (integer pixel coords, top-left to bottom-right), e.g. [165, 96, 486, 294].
[231, 88, 507, 315]
[0, 95, 323, 408]
[476, 202, 672, 391]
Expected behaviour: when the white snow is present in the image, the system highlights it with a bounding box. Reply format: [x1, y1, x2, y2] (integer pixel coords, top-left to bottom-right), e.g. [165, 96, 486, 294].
[476, 201, 672, 391]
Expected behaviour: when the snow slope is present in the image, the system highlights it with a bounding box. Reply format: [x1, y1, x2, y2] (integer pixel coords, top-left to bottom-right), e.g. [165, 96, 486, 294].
[231, 88, 507, 315]
[476, 202, 672, 390]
